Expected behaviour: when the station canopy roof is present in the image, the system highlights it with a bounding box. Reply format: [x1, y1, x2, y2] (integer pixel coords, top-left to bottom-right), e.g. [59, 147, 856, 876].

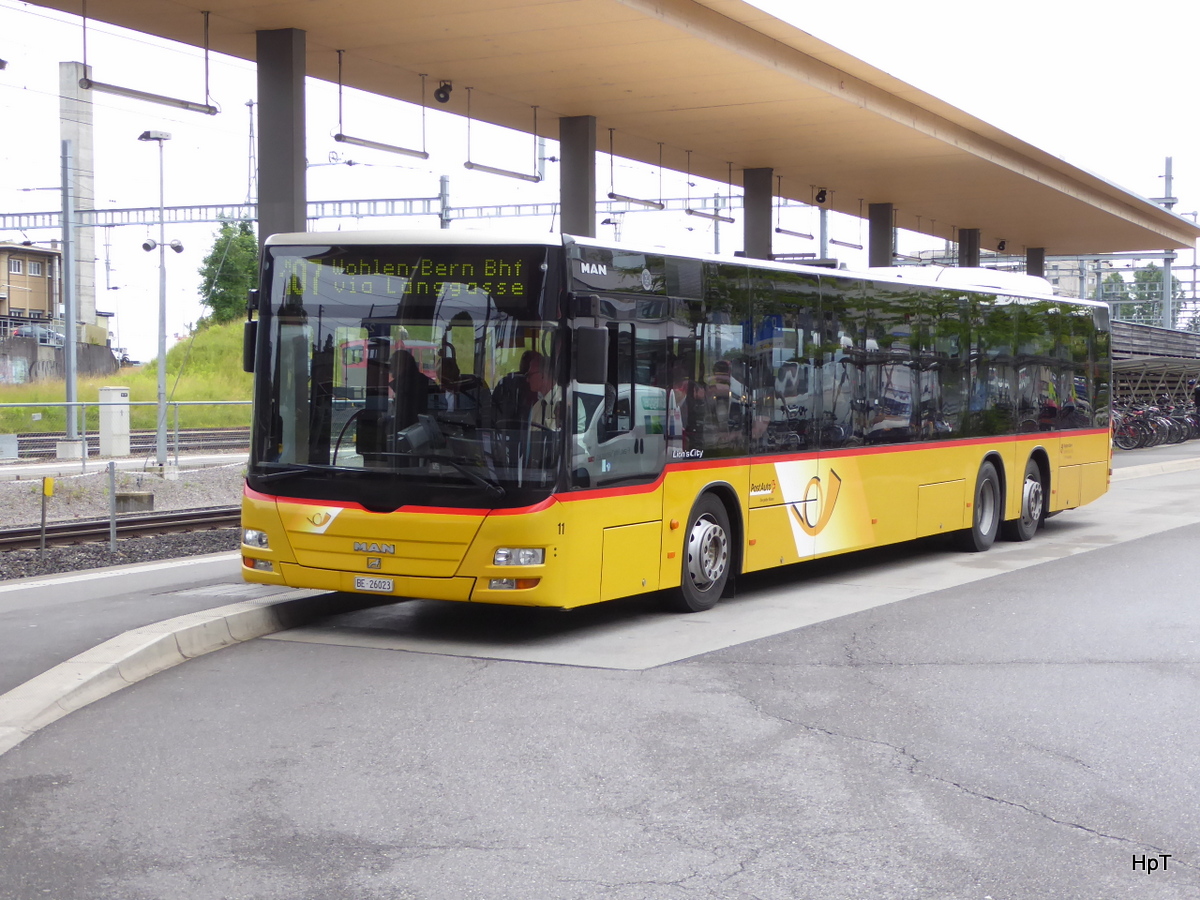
[27, 0, 1200, 255]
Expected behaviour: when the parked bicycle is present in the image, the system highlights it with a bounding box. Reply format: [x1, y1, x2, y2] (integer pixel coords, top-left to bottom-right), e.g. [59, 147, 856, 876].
[1111, 398, 1200, 450]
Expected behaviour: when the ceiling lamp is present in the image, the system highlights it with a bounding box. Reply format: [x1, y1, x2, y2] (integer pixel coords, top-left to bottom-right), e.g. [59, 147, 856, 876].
[463, 88, 542, 183]
[332, 51, 428, 160]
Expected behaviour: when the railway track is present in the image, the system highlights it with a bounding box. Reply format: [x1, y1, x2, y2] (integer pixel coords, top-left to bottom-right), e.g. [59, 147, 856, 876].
[14, 428, 250, 459]
[0, 506, 242, 551]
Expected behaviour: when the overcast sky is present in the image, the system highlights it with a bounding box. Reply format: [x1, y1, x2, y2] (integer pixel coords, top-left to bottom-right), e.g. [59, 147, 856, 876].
[1, 0, 1197, 359]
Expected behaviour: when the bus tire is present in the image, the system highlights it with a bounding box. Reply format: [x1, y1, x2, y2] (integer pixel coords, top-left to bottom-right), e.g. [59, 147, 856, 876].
[667, 493, 732, 613]
[1001, 458, 1044, 542]
[955, 461, 1001, 553]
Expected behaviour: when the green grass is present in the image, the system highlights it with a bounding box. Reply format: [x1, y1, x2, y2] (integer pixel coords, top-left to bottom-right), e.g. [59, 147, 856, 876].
[0, 321, 253, 433]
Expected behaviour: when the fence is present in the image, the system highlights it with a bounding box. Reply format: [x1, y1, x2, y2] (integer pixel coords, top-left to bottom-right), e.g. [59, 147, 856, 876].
[0, 400, 251, 471]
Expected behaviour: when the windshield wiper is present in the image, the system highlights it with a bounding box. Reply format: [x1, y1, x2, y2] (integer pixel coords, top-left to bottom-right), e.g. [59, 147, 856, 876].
[254, 463, 366, 483]
[391, 414, 505, 499]
[436, 457, 506, 500]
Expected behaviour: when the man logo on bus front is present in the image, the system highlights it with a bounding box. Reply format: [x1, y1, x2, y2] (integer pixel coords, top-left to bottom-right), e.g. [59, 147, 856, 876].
[790, 469, 842, 537]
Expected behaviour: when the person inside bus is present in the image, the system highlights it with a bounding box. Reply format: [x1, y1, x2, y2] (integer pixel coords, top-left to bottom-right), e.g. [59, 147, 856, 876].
[668, 357, 705, 448]
[527, 355, 561, 431]
[434, 355, 490, 418]
[491, 350, 542, 429]
[389, 348, 430, 431]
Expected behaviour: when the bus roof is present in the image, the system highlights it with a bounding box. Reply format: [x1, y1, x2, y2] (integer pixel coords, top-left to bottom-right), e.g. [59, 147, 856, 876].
[565, 233, 1107, 308]
[264, 229, 563, 249]
[265, 229, 1106, 309]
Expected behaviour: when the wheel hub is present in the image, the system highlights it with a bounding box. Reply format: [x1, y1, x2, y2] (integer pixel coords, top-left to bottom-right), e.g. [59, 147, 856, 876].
[1022, 477, 1043, 526]
[687, 515, 728, 589]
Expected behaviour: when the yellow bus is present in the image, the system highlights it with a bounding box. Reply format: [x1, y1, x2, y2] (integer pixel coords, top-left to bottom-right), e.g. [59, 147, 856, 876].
[241, 231, 1111, 612]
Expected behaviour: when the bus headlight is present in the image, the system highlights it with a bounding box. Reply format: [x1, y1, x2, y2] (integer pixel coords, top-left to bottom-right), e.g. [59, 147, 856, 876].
[493, 547, 544, 566]
[242, 529, 270, 549]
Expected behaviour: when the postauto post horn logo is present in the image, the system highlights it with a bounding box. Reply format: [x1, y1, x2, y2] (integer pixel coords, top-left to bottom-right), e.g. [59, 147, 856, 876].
[790, 470, 842, 537]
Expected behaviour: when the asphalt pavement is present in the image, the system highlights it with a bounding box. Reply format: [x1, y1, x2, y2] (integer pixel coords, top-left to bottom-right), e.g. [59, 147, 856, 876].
[0, 441, 1199, 898]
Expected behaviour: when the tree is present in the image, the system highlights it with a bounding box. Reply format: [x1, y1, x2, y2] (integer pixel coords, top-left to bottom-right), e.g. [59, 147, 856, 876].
[198, 216, 259, 324]
[1103, 269, 1157, 325]
[1101, 271, 1130, 305]
[1129, 263, 1184, 328]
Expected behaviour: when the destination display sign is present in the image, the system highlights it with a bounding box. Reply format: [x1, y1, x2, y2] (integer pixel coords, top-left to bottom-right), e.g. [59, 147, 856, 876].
[273, 248, 539, 302]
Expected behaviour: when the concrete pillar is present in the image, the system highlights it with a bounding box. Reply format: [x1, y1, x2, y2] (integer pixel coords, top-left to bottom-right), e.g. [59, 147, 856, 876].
[59, 62, 96, 327]
[743, 168, 773, 261]
[958, 228, 981, 267]
[559, 116, 596, 237]
[1026, 247, 1045, 279]
[868, 203, 893, 268]
[256, 29, 307, 244]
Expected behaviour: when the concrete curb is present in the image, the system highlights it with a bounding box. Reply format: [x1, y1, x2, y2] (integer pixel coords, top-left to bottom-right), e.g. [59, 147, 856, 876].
[1111, 455, 1200, 482]
[0, 589, 389, 757]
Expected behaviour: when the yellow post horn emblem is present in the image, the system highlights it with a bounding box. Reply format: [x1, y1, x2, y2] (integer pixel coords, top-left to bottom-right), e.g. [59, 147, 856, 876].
[791, 469, 842, 536]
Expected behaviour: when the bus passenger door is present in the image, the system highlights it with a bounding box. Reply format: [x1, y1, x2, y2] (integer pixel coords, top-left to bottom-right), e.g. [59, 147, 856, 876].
[571, 314, 668, 602]
[570, 319, 666, 490]
[744, 269, 821, 573]
[810, 275, 876, 557]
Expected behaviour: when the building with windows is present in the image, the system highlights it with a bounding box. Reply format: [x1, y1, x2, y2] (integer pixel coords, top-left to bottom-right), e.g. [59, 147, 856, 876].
[0, 241, 60, 332]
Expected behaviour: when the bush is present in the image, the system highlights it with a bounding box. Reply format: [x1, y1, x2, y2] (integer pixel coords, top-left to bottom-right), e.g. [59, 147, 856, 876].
[0, 321, 253, 433]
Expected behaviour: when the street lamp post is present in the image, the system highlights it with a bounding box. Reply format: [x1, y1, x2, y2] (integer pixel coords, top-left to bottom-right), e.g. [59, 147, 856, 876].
[138, 130, 172, 467]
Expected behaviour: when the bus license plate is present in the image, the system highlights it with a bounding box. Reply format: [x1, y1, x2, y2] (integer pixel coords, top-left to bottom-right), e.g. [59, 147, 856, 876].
[354, 576, 394, 594]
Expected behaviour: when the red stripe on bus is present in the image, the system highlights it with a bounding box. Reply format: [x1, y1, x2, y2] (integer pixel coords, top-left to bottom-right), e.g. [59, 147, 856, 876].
[246, 427, 1109, 510]
[558, 472, 668, 502]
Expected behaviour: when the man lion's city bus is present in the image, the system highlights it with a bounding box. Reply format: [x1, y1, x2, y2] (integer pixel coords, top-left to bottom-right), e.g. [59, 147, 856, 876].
[240, 230, 1111, 612]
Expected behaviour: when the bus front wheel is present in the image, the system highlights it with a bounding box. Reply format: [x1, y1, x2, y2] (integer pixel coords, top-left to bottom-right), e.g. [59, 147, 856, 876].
[956, 461, 1001, 553]
[668, 494, 732, 613]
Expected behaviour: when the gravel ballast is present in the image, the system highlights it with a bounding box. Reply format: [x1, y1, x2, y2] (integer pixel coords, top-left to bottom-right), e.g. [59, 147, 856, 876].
[0, 462, 247, 581]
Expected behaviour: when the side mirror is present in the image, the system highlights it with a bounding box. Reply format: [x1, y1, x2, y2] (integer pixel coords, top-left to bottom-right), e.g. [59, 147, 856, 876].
[243, 289, 259, 373]
[575, 326, 608, 385]
[242, 320, 257, 373]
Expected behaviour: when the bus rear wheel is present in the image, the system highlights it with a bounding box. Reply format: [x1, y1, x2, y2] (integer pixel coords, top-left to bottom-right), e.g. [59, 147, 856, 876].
[955, 461, 1001, 552]
[1001, 458, 1044, 542]
[667, 494, 732, 613]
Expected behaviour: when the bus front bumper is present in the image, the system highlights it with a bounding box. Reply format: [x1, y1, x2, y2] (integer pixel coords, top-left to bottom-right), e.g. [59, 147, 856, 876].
[243, 560, 568, 607]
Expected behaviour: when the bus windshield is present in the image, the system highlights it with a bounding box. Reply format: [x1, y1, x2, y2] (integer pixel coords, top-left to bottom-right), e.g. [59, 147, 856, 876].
[248, 242, 562, 510]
